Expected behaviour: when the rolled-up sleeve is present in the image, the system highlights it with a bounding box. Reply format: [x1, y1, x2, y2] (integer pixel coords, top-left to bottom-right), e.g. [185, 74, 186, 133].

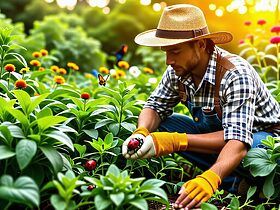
[222, 71, 256, 146]
[144, 67, 180, 120]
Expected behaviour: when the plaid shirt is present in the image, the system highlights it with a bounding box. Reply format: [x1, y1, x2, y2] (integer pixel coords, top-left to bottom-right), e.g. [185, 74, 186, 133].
[144, 47, 280, 146]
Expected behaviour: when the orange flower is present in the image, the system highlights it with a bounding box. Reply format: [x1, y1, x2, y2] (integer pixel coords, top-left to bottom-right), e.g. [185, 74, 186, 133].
[30, 60, 41, 67]
[4, 64, 16, 72]
[81, 92, 90, 100]
[51, 65, 59, 72]
[99, 66, 110, 74]
[54, 76, 65, 84]
[143, 67, 154, 74]
[40, 49, 48, 56]
[32, 51, 41, 58]
[117, 61, 130, 69]
[39, 67, 45, 71]
[116, 70, 126, 78]
[67, 62, 79, 71]
[15, 79, 27, 89]
[59, 68, 67, 75]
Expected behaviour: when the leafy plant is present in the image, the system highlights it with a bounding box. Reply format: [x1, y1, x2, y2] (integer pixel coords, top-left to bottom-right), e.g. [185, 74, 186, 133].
[83, 164, 169, 210]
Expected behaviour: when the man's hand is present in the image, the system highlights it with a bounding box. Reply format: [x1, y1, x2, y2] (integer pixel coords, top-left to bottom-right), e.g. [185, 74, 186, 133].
[174, 170, 221, 209]
[122, 130, 188, 159]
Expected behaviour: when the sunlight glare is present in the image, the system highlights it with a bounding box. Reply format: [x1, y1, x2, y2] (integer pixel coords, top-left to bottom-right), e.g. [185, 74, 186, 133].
[140, 0, 151, 6]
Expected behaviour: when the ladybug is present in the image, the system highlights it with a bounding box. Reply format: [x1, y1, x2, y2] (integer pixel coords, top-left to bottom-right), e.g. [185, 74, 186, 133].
[87, 185, 96, 191]
[127, 137, 143, 153]
[84, 159, 97, 171]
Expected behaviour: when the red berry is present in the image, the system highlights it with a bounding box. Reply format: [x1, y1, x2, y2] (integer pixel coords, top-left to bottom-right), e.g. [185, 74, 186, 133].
[84, 159, 97, 171]
[87, 185, 96, 191]
[128, 137, 143, 151]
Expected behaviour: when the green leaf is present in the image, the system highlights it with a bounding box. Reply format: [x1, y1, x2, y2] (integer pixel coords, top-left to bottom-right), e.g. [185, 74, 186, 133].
[37, 116, 67, 131]
[121, 122, 136, 132]
[0, 145, 15, 160]
[40, 145, 63, 173]
[37, 107, 53, 119]
[142, 179, 165, 188]
[44, 130, 74, 151]
[228, 197, 240, 210]
[249, 159, 277, 177]
[129, 197, 148, 210]
[74, 144, 86, 157]
[201, 203, 218, 210]
[0, 175, 39, 207]
[48, 88, 80, 99]
[0, 125, 13, 145]
[8, 108, 30, 129]
[95, 118, 114, 129]
[263, 169, 275, 198]
[50, 194, 66, 210]
[246, 186, 257, 200]
[110, 192, 124, 206]
[16, 139, 37, 170]
[138, 187, 168, 201]
[27, 93, 50, 115]
[106, 164, 120, 177]
[95, 194, 111, 210]
[2, 122, 25, 138]
[13, 90, 31, 115]
[83, 129, 98, 139]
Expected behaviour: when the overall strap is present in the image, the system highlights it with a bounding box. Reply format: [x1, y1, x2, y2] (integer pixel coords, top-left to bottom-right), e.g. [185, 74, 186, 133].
[178, 53, 236, 119]
[214, 53, 235, 119]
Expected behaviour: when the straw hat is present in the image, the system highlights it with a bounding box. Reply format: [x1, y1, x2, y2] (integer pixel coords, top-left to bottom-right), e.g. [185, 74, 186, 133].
[135, 4, 233, 47]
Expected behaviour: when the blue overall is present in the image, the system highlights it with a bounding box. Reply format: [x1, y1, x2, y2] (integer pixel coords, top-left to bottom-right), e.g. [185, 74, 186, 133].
[159, 102, 274, 193]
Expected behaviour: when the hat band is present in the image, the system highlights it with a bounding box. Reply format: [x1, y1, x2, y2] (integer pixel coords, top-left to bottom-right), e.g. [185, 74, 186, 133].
[155, 27, 208, 39]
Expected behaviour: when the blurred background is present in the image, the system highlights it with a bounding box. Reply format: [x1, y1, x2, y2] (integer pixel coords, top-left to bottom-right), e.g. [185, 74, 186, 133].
[0, 0, 279, 73]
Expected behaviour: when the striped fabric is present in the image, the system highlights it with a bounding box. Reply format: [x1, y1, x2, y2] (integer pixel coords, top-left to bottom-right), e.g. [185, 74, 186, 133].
[144, 47, 280, 146]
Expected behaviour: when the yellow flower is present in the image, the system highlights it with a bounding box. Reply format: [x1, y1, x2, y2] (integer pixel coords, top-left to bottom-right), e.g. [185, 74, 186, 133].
[111, 73, 119, 79]
[59, 68, 67, 75]
[117, 61, 130, 69]
[54, 75, 65, 84]
[116, 70, 126, 78]
[30, 60, 41, 67]
[143, 67, 154, 74]
[40, 49, 48, 56]
[85, 73, 94, 79]
[51, 65, 59, 72]
[67, 62, 79, 71]
[20, 67, 30, 74]
[99, 66, 110, 74]
[32, 51, 41, 58]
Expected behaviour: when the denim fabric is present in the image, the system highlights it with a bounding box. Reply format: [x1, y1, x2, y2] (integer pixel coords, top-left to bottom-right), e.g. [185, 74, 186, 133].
[159, 105, 274, 193]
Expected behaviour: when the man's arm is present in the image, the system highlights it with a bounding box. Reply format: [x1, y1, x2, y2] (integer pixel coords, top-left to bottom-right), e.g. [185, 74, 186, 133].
[137, 108, 161, 132]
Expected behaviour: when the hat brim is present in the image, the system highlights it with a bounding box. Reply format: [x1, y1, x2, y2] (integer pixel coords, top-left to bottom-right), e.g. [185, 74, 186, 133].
[134, 29, 233, 47]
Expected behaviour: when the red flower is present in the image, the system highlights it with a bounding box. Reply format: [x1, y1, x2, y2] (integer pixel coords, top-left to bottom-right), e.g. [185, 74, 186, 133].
[244, 21, 252, 26]
[4, 64, 16, 72]
[81, 92, 90, 100]
[15, 79, 27, 89]
[257, 19, 266, 26]
[270, 36, 280, 44]
[271, 26, 280, 34]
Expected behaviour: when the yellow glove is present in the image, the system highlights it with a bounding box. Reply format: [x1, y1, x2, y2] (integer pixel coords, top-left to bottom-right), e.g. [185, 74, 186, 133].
[183, 170, 221, 202]
[151, 132, 188, 157]
[133, 126, 150, 137]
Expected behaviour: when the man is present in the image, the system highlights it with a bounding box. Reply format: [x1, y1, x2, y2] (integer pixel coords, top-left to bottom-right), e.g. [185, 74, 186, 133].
[122, 4, 280, 209]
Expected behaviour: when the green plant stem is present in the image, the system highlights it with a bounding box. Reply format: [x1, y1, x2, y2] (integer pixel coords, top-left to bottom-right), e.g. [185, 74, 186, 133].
[67, 69, 72, 83]
[3, 202, 11, 210]
[101, 154, 104, 175]
[83, 100, 86, 111]
[0, 57, 4, 78]
[74, 201, 95, 209]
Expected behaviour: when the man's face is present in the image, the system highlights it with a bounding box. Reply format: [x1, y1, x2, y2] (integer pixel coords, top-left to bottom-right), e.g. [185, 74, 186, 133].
[161, 41, 201, 77]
